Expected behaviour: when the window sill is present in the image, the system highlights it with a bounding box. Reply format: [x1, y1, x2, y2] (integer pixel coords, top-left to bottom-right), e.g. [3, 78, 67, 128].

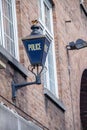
[44, 88, 66, 112]
[0, 45, 29, 77]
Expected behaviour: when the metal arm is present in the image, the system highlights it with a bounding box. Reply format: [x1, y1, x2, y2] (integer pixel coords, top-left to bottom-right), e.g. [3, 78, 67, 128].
[11, 66, 43, 101]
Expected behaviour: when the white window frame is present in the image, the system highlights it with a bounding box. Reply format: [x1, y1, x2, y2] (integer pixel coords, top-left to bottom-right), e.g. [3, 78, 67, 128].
[39, 0, 58, 97]
[0, 0, 19, 60]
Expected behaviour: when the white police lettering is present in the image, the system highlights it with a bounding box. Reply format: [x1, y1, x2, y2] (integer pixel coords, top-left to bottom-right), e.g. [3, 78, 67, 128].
[28, 43, 41, 51]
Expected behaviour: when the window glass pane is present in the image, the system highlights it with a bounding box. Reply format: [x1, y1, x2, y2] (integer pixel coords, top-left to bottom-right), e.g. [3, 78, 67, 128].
[48, 44, 56, 94]
[2, 0, 15, 56]
[39, 0, 43, 20]
[2, 0, 12, 21]
[44, 2, 51, 31]
[4, 35, 10, 51]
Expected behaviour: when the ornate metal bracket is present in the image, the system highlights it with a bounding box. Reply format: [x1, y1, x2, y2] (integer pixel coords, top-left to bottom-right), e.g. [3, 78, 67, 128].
[11, 65, 44, 101]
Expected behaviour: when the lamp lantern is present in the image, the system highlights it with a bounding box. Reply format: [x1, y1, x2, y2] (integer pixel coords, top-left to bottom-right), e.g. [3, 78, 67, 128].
[11, 21, 50, 101]
[22, 24, 50, 66]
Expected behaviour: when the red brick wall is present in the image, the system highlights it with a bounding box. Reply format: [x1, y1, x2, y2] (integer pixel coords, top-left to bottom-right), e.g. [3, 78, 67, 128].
[14, 0, 87, 130]
[52, 0, 87, 130]
[0, 0, 87, 130]
[0, 0, 66, 130]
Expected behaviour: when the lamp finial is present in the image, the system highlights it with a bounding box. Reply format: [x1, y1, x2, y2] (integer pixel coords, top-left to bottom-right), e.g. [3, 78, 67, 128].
[31, 20, 38, 25]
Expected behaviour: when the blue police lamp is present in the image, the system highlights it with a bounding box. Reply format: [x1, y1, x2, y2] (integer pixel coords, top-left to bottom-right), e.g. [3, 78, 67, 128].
[12, 21, 50, 101]
[22, 25, 50, 66]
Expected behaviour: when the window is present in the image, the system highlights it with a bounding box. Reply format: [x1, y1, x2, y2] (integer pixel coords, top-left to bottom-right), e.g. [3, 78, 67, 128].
[39, 0, 58, 97]
[0, 104, 42, 130]
[0, 0, 19, 59]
